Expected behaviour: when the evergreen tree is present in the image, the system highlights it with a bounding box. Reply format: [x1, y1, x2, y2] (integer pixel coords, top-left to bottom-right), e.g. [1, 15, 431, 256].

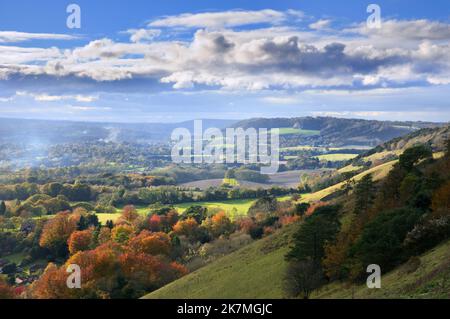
[0, 201, 6, 216]
[353, 174, 375, 215]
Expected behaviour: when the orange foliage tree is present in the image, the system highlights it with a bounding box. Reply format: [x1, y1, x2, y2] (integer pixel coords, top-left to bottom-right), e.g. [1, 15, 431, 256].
[128, 230, 171, 256]
[39, 211, 78, 256]
[0, 279, 16, 299]
[68, 229, 94, 255]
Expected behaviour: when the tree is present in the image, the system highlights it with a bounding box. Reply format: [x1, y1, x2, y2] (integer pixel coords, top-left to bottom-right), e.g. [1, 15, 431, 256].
[431, 180, 450, 218]
[284, 260, 323, 299]
[350, 207, 424, 274]
[0, 201, 6, 216]
[39, 211, 78, 257]
[203, 211, 235, 238]
[111, 224, 134, 244]
[287, 205, 341, 264]
[173, 217, 200, 240]
[353, 174, 375, 215]
[129, 231, 171, 256]
[399, 144, 432, 171]
[183, 206, 208, 224]
[68, 229, 94, 255]
[0, 278, 16, 299]
[294, 202, 310, 217]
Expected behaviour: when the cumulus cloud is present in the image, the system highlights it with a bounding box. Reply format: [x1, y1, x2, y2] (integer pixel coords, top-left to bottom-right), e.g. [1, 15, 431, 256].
[0, 13, 449, 93]
[0, 31, 78, 43]
[124, 29, 161, 42]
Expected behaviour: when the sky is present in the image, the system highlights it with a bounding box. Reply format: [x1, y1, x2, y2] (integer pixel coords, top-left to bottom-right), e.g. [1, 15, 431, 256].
[0, 0, 450, 123]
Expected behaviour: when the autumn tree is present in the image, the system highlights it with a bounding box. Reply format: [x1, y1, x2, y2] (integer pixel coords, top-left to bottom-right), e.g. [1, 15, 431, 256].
[118, 205, 140, 224]
[203, 211, 235, 238]
[111, 224, 134, 244]
[39, 211, 78, 257]
[97, 226, 112, 244]
[172, 217, 199, 238]
[68, 229, 94, 255]
[0, 279, 15, 299]
[128, 231, 171, 256]
[431, 180, 450, 218]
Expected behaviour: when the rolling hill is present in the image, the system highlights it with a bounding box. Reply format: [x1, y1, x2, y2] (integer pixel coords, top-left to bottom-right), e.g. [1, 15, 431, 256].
[143, 125, 450, 299]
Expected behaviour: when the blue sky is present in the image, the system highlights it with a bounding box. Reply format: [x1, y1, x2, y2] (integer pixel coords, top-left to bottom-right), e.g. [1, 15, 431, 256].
[0, 0, 450, 123]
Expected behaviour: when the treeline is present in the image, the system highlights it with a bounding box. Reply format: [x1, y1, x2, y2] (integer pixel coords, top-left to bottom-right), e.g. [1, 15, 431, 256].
[0, 181, 294, 217]
[284, 142, 450, 298]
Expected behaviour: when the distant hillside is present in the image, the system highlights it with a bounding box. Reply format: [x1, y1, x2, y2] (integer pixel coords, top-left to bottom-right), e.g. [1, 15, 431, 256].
[349, 125, 450, 167]
[233, 117, 444, 148]
[0, 118, 237, 145]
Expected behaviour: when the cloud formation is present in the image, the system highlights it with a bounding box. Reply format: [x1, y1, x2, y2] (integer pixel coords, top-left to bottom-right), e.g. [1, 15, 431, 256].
[148, 9, 302, 29]
[0, 31, 78, 43]
[0, 10, 449, 94]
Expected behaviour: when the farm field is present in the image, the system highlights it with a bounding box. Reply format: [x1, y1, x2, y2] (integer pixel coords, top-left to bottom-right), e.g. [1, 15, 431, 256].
[174, 198, 255, 219]
[272, 128, 320, 136]
[315, 153, 359, 161]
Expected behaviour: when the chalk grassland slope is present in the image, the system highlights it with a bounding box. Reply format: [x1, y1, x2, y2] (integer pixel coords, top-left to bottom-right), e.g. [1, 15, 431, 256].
[301, 160, 397, 202]
[314, 239, 450, 299]
[143, 224, 297, 299]
[144, 224, 450, 299]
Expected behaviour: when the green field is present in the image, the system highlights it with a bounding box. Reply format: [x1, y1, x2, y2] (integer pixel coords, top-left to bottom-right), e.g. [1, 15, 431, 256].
[174, 198, 255, 219]
[272, 128, 320, 136]
[315, 153, 359, 162]
[222, 178, 239, 186]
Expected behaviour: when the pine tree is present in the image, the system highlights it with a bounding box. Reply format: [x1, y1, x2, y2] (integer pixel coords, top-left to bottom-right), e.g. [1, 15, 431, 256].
[353, 174, 375, 215]
[0, 201, 6, 216]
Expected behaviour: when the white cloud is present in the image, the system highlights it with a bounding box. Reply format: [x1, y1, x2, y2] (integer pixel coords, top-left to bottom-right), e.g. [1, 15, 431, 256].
[261, 96, 301, 104]
[16, 91, 98, 102]
[0, 31, 78, 43]
[309, 19, 331, 30]
[0, 15, 449, 93]
[124, 29, 161, 42]
[148, 9, 296, 29]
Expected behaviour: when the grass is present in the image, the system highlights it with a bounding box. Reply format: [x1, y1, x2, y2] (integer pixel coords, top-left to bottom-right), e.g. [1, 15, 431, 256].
[222, 178, 239, 186]
[338, 165, 363, 173]
[174, 199, 255, 219]
[300, 160, 397, 202]
[4, 252, 27, 264]
[315, 153, 359, 162]
[313, 239, 450, 299]
[143, 224, 297, 299]
[273, 128, 320, 136]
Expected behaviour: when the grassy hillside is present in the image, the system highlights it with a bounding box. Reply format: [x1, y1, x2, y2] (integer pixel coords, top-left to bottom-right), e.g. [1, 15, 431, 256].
[144, 224, 450, 299]
[143, 224, 297, 299]
[314, 239, 450, 299]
